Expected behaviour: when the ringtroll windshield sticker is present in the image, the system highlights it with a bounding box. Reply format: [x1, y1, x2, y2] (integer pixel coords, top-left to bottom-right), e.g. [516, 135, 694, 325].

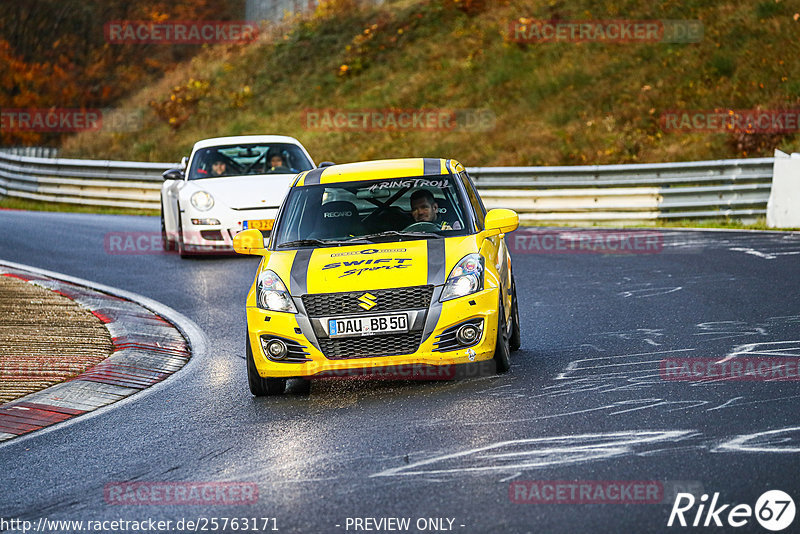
[368, 178, 449, 192]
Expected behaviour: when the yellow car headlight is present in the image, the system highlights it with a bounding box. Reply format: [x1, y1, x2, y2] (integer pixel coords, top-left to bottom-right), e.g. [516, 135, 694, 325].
[440, 254, 484, 301]
[257, 270, 297, 313]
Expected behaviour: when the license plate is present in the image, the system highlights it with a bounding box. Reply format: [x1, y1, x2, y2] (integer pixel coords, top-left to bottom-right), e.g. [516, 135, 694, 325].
[243, 219, 274, 231]
[328, 314, 408, 338]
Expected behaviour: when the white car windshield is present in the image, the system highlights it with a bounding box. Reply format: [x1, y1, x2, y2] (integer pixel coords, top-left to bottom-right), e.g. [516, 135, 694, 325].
[188, 143, 313, 180]
[272, 176, 473, 248]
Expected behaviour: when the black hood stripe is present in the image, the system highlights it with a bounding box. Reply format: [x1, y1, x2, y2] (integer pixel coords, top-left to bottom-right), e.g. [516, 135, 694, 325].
[290, 249, 314, 295]
[288, 249, 320, 351]
[421, 239, 447, 342]
[426, 239, 447, 285]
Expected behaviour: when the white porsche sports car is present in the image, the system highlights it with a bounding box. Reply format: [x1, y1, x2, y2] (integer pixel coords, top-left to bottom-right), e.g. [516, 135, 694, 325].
[160, 135, 316, 257]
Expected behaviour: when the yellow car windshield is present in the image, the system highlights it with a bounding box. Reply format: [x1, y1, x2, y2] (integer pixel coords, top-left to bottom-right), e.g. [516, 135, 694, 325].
[273, 177, 472, 247]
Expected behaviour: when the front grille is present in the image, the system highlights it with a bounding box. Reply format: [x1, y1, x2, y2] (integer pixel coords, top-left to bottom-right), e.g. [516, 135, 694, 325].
[200, 230, 224, 241]
[318, 331, 424, 360]
[302, 285, 434, 317]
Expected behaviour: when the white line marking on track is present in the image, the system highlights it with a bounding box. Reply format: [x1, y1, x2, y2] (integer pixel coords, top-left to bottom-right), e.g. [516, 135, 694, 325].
[706, 397, 744, 411]
[371, 430, 695, 477]
[617, 287, 682, 298]
[715, 427, 800, 453]
[730, 246, 800, 260]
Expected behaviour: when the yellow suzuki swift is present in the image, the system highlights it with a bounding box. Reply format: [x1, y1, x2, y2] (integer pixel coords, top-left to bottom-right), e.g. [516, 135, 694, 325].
[234, 158, 520, 395]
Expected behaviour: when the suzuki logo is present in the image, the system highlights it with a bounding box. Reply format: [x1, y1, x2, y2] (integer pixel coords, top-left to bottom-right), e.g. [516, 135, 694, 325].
[358, 293, 378, 310]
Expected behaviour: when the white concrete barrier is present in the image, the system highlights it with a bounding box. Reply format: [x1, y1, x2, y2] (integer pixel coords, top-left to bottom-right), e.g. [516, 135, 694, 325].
[767, 150, 800, 228]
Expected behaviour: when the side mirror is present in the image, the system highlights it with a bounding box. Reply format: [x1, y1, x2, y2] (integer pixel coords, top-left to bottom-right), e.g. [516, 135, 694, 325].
[180, 156, 189, 170]
[318, 161, 336, 168]
[162, 168, 184, 181]
[483, 208, 519, 237]
[233, 228, 267, 255]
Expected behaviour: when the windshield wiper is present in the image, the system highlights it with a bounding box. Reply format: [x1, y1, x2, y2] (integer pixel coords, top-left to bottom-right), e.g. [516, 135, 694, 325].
[358, 231, 443, 242]
[277, 238, 367, 248]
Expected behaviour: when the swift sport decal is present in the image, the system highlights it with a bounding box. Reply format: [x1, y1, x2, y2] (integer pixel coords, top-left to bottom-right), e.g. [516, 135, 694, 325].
[322, 258, 413, 278]
[305, 241, 428, 293]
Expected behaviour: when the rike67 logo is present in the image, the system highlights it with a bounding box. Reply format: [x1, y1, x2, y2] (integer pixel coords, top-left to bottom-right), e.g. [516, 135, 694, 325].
[668, 490, 795, 531]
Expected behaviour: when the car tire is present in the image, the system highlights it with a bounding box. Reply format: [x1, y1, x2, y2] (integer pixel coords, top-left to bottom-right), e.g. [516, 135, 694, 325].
[291, 378, 312, 395]
[176, 207, 191, 259]
[246, 333, 287, 396]
[160, 199, 177, 251]
[509, 276, 521, 352]
[493, 303, 512, 374]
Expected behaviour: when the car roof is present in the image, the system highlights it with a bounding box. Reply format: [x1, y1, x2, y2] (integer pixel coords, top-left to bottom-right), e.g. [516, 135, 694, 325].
[191, 135, 305, 150]
[293, 158, 465, 186]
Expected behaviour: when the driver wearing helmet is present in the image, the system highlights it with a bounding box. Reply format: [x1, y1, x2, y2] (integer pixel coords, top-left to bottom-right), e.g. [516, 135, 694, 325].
[410, 189, 452, 230]
[194, 151, 227, 177]
[266, 149, 291, 173]
[210, 158, 228, 177]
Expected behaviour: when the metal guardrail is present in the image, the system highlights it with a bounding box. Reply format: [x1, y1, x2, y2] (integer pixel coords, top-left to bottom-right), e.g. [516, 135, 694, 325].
[0, 150, 776, 222]
[472, 158, 774, 223]
[1, 147, 60, 158]
[0, 151, 165, 210]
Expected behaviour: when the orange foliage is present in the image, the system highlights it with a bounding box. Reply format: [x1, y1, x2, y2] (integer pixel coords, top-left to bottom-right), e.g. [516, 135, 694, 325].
[0, 0, 245, 145]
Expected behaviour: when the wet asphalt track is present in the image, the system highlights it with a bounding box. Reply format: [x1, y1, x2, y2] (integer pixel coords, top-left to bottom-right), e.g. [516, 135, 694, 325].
[1, 210, 800, 534]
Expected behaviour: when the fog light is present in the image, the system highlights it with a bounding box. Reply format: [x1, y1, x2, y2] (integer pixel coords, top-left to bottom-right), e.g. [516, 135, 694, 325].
[191, 218, 221, 225]
[456, 324, 480, 345]
[264, 339, 288, 360]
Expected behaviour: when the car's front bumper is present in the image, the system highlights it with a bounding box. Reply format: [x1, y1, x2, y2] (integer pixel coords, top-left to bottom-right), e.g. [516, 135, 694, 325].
[181, 207, 277, 252]
[246, 287, 501, 379]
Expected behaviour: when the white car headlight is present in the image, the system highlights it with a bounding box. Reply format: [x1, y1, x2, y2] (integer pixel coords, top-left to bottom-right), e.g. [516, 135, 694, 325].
[440, 254, 484, 302]
[190, 191, 214, 211]
[256, 270, 297, 313]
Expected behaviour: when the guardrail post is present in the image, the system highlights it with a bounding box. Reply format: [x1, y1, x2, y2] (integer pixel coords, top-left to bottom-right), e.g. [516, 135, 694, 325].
[767, 150, 800, 228]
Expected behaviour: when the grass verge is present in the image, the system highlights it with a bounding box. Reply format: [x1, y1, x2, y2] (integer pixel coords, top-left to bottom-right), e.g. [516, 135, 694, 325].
[0, 196, 158, 216]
